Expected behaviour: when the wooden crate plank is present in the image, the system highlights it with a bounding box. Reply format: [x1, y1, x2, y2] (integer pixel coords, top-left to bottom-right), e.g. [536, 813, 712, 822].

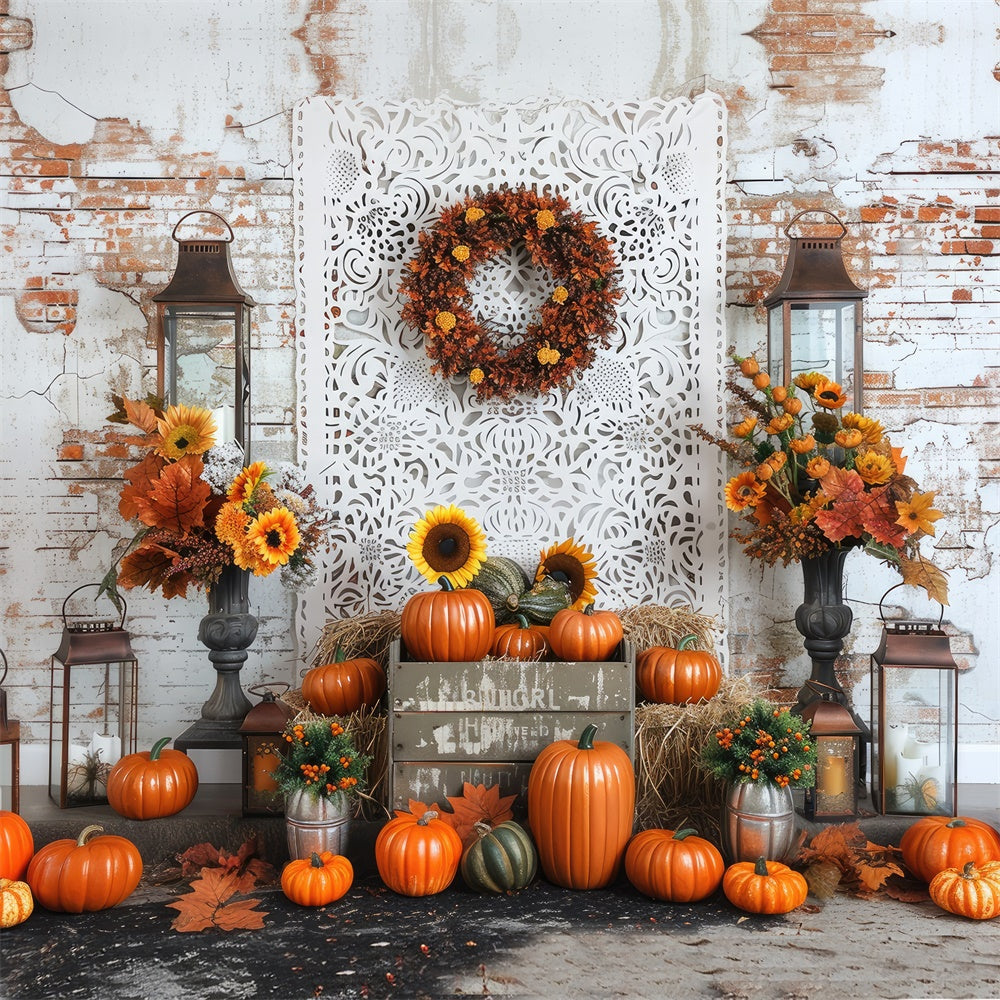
[390, 710, 631, 761]
[391, 761, 533, 815]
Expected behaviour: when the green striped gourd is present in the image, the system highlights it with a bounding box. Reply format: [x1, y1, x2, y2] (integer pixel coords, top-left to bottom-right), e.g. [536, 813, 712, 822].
[468, 557, 531, 624]
[460, 820, 538, 894]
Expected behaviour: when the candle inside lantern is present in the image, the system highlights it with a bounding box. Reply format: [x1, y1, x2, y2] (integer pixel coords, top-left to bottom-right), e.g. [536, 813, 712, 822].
[211, 405, 236, 446]
[88, 731, 122, 767]
[820, 754, 849, 797]
[251, 739, 281, 794]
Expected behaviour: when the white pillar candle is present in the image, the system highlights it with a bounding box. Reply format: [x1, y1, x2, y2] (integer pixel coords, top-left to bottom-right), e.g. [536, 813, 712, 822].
[211, 405, 236, 445]
[89, 732, 122, 766]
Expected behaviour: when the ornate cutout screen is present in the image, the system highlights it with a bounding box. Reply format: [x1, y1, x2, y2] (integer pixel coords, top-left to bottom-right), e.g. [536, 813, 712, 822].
[294, 96, 727, 649]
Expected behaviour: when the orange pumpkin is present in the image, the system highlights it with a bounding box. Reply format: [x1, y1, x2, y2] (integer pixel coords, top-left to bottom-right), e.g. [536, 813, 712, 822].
[106, 737, 199, 820]
[527, 723, 635, 889]
[302, 646, 386, 716]
[722, 856, 808, 914]
[547, 604, 623, 662]
[900, 816, 1000, 883]
[375, 809, 463, 896]
[281, 851, 354, 907]
[928, 860, 1000, 920]
[0, 810, 34, 881]
[491, 615, 550, 661]
[635, 635, 722, 705]
[625, 828, 725, 903]
[27, 824, 142, 912]
[400, 577, 495, 662]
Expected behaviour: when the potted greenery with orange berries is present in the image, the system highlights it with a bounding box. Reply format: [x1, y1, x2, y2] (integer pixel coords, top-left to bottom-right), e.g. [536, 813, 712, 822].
[701, 698, 817, 863]
[274, 719, 371, 860]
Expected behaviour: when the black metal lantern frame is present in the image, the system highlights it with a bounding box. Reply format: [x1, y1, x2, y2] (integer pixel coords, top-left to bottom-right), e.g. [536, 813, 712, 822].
[239, 683, 295, 817]
[764, 210, 867, 413]
[153, 211, 254, 456]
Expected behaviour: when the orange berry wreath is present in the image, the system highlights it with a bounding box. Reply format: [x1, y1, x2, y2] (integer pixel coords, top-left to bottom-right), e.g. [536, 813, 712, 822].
[399, 185, 622, 402]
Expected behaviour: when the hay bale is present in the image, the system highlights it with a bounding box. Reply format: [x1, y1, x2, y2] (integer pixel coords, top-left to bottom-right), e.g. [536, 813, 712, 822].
[614, 604, 718, 653]
[308, 610, 402, 675]
[634, 673, 761, 842]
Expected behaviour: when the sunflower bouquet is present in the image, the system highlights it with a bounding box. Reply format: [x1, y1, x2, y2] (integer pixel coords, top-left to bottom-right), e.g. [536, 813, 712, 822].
[103, 395, 331, 601]
[695, 354, 948, 603]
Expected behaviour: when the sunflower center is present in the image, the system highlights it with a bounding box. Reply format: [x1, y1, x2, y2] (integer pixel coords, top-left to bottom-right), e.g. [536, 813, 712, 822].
[424, 524, 471, 572]
[266, 529, 282, 548]
[541, 553, 584, 602]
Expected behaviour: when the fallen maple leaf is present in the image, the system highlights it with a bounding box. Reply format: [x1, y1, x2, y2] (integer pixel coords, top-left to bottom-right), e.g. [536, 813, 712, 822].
[438, 783, 517, 848]
[799, 822, 904, 897]
[166, 867, 268, 933]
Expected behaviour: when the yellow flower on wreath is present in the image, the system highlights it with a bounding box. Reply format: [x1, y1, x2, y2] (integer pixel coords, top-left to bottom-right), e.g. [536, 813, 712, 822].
[552, 285, 569, 304]
[469, 368, 485, 385]
[407, 503, 488, 588]
[465, 206, 485, 223]
[452, 245, 470, 262]
[536, 209, 556, 231]
[434, 311, 457, 334]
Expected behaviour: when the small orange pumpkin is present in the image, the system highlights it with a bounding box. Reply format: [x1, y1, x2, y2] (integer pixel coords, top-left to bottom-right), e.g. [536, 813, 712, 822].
[0, 877, 33, 928]
[106, 737, 199, 820]
[491, 614, 550, 661]
[547, 604, 623, 662]
[375, 809, 464, 896]
[27, 824, 142, 913]
[928, 860, 1000, 920]
[0, 810, 34, 881]
[400, 577, 495, 662]
[281, 851, 354, 907]
[635, 635, 722, 705]
[900, 816, 1000, 883]
[722, 856, 808, 914]
[625, 828, 725, 903]
[302, 646, 386, 716]
[527, 723, 635, 890]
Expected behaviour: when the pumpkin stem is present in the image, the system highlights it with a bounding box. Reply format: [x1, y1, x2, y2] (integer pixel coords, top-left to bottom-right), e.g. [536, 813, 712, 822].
[946, 819, 967, 829]
[149, 737, 172, 761]
[77, 824, 105, 847]
[515, 614, 530, 630]
[334, 646, 348, 663]
[672, 828, 699, 841]
[417, 809, 439, 826]
[582, 604, 595, 616]
[437, 578, 455, 592]
[753, 856, 770, 877]
[577, 723, 599, 750]
[310, 852, 325, 868]
[677, 634, 700, 651]
[961, 861, 977, 879]
[473, 820, 493, 838]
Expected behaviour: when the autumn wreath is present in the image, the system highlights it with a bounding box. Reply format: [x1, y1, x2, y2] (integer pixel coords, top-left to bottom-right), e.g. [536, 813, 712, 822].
[399, 185, 622, 402]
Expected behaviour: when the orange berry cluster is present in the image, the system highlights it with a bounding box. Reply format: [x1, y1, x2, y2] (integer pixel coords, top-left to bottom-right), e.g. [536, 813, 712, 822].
[299, 762, 331, 785]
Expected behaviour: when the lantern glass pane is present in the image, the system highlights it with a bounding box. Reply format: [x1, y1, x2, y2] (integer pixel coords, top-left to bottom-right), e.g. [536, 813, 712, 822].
[244, 734, 285, 815]
[815, 734, 855, 815]
[163, 304, 240, 442]
[788, 301, 857, 393]
[878, 665, 956, 815]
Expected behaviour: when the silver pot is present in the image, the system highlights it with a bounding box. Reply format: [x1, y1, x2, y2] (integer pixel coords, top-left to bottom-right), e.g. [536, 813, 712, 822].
[721, 781, 797, 864]
[285, 788, 352, 860]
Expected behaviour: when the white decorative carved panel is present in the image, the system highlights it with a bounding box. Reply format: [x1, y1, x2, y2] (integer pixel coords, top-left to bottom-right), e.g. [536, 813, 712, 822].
[294, 96, 727, 649]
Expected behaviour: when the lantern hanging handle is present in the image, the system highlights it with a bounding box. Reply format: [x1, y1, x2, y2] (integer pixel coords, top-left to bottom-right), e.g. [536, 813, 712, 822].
[60, 583, 128, 631]
[171, 210, 234, 244]
[878, 582, 944, 629]
[804, 679, 843, 702]
[0, 648, 7, 686]
[784, 210, 847, 241]
[248, 682, 290, 701]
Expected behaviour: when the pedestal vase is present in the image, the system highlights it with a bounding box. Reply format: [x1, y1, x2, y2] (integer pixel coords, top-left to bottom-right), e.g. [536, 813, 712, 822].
[198, 564, 256, 721]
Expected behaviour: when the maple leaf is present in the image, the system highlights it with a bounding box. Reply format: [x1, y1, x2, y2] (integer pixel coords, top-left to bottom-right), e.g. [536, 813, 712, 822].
[855, 850, 906, 894]
[438, 783, 517, 849]
[166, 867, 267, 933]
[394, 798, 435, 819]
[119, 452, 167, 521]
[117, 542, 184, 596]
[799, 821, 863, 876]
[123, 396, 161, 435]
[899, 554, 950, 605]
[799, 823, 906, 897]
[814, 467, 906, 547]
[139, 455, 210, 533]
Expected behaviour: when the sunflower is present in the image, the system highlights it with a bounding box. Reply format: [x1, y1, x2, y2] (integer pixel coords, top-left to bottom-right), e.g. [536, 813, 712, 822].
[732, 415, 757, 439]
[155, 404, 216, 460]
[842, 412, 884, 445]
[228, 461, 269, 505]
[246, 507, 301, 570]
[724, 472, 767, 512]
[406, 504, 487, 588]
[535, 537, 598, 610]
[854, 450, 895, 486]
[813, 378, 848, 410]
[895, 491, 943, 536]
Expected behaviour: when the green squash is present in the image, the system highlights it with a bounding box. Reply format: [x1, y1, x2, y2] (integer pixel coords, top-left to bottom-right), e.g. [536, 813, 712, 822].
[515, 576, 572, 625]
[469, 557, 531, 624]
[460, 820, 538, 894]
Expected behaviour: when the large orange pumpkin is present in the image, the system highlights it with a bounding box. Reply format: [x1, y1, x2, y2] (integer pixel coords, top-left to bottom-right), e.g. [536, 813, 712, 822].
[722, 856, 808, 914]
[491, 614, 550, 661]
[400, 577, 495, 662]
[635, 636, 722, 705]
[375, 809, 463, 897]
[27, 824, 142, 912]
[625, 828, 725, 903]
[302, 646, 386, 716]
[0, 810, 34, 881]
[527, 723, 635, 889]
[900, 816, 1000, 883]
[547, 605, 623, 662]
[106, 737, 199, 820]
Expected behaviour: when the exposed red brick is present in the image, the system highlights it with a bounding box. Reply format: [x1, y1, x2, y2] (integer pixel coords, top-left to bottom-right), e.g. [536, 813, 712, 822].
[57, 445, 84, 462]
[940, 240, 994, 255]
[952, 288, 973, 302]
[980, 225, 1000, 239]
[975, 207, 1000, 223]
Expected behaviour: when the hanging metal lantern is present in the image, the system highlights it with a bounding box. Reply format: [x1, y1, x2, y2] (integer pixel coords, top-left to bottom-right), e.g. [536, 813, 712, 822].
[153, 210, 254, 455]
[0, 648, 21, 813]
[870, 586, 958, 817]
[800, 681, 862, 821]
[764, 210, 867, 412]
[49, 585, 139, 808]
[239, 684, 295, 817]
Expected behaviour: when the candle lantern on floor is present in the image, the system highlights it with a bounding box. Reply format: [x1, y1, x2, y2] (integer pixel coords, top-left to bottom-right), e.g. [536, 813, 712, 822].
[764, 210, 867, 413]
[799, 681, 861, 821]
[870, 586, 958, 817]
[240, 684, 295, 817]
[0, 648, 21, 813]
[49, 585, 139, 808]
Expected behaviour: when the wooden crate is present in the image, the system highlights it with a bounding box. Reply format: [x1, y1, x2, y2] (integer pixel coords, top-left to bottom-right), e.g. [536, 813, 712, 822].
[387, 639, 635, 817]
